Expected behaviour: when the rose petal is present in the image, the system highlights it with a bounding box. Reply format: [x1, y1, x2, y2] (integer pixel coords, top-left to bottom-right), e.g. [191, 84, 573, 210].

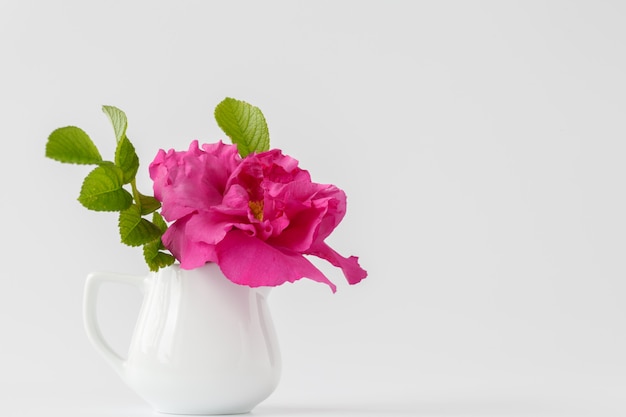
[308, 241, 367, 285]
[162, 215, 217, 269]
[267, 203, 327, 252]
[150, 140, 241, 221]
[216, 229, 337, 292]
[310, 187, 347, 242]
[186, 210, 255, 244]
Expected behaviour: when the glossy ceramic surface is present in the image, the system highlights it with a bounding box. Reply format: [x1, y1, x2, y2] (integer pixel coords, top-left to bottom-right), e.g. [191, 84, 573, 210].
[83, 263, 281, 415]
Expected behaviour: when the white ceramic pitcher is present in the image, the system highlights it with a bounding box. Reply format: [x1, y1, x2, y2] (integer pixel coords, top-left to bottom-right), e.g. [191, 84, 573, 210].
[83, 262, 281, 415]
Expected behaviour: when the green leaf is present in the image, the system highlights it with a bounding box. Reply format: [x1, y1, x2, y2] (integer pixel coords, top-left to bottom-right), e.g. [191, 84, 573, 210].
[102, 105, 128, 143]
[46, 126, 102, 164]
[119, 205, 163, 247]
[138, 192, 161, 215]
[214, 97, 270, 157]
[143, 242, 176, 272]
[78, 163, 133, 211]
[115, 136, 139, 184]
[151, 211, 169, 232]
[144, 211, 174, 271]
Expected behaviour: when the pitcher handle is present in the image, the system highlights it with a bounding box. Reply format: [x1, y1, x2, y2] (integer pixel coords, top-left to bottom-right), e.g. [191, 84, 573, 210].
[83, 271, 146, 375]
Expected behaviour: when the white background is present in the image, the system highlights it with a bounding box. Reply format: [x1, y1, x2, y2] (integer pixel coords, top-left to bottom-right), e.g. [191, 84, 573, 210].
[1, 1, 625, 416]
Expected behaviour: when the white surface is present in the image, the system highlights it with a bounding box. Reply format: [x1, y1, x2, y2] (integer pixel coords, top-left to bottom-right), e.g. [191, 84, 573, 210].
[1, 1, 626, 415]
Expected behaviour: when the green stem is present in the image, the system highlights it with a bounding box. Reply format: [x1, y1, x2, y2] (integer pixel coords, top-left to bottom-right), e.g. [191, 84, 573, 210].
[130, 179, 142, 211]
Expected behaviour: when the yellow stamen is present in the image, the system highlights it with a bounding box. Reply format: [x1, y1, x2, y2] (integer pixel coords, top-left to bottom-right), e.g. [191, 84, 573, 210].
[249, 200, 264, 221]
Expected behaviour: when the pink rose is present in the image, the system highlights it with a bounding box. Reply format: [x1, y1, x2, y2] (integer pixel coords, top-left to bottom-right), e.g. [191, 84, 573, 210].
[149, 140, 367, 291]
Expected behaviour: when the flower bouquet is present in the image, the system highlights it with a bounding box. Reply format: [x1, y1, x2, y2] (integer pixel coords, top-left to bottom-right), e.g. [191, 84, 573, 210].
[46, 97, 366, 291]
[45, 98, 367, 414]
